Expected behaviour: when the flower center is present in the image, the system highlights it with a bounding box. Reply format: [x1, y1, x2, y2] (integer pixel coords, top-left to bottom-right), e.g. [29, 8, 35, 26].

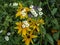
[27, 35, 30, 38]
[35, 28, 37, 32]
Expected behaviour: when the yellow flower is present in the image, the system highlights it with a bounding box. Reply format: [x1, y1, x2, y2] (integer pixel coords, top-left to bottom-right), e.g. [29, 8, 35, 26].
[15, 22, 30, 36]
[22, 31, 37, 45]
[16, 3, 30, 19]
[27, 18, 40, 32]
[22, 27, 30, 36]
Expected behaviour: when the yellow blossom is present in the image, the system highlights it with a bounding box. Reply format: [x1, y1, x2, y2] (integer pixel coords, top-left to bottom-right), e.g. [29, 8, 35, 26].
[15, 22, 30, 36]
[16, 3, 30, 19]
[27, 18, 40, 32]
[22, 31, 37, 45]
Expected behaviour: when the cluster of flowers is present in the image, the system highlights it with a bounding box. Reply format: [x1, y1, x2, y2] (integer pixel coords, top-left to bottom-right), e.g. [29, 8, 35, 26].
[0, 30, 11, 41]
[15, 3, 44, 45]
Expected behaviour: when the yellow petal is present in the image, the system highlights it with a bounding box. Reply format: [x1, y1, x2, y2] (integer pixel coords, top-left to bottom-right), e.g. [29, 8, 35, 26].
[16, 12, 21, 17]
[31, 40, 34, 44]
[39, 19, 44, 24]
[30, 30, 33, 35]
[15, 22, 19, 25]
[15, 22, 21, 25]
[18, 29, 22, 34]
[25, 7, 30, 12]
[22, 29, 27, 36]
[36, 28, 40, 32]
[25, 39, 30, 45]
[22, 35, 27, 41]
[19, 3, 23, 9]
[31, 35, 37, 38]
[14, 27, 19, 29]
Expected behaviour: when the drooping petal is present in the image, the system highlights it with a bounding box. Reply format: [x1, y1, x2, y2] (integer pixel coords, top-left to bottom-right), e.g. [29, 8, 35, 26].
[31, 40, 34, 44]
[31, 35, 37, 38]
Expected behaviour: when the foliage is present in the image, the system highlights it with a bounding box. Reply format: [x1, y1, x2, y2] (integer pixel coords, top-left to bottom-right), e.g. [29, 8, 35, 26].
[0, 0, 60, 45]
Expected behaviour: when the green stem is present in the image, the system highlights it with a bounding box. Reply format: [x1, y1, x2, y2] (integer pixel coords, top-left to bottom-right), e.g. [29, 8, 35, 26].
[45, 39, 47, 45]
[46, 0, 56, 19]
[40, 30, 42, 45]
[46, 0, 51, 13]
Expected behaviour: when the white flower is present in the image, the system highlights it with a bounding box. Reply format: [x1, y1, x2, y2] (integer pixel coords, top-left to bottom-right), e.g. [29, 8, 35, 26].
[7, 32, 11, 36]
[22, 24, 26, 28]
[5, 36, 9, 41]
[9, 3, 12, 6]
[22, 21, 30, 28]
[38, 8, 42, 11]
[25, 23, 30, 27]
[0, 30, 3, 33]
[13, 2, 18, 6]
[34, 14, 38, 17]
[23, 21, 28, 24]
[30, 9, 35, 12]
[30, 5, 34, 8]
[21, 9, 26, 16]
[21, 12, 26, 16]
[30, 9, 38, 17]
[39, 12, 43, 16]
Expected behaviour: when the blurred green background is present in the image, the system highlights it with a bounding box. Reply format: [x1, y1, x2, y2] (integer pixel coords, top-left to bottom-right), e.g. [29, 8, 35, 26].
[0, 0, 60, 45]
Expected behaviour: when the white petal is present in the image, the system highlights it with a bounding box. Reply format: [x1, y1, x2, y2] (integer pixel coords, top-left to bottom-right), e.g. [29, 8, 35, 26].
[5, 36, 9, 41]
[21, 12, 26, 16]
[21, 9, 26, 16]
[30, 5, 34, 8]
[39, 12, 43, 16]
[7, 32, 11, 36]
[34, 14, 38, 17]
[0, 30, 3, 33]
[23, 21, 28, 24]
[30, 9, 38, 17]
[38, 8, 42, 11]
[22, 24, 26, 28]
[9, 3, 12, 6]
[25, 23, 30, 27]
[13, 2, 18, 6]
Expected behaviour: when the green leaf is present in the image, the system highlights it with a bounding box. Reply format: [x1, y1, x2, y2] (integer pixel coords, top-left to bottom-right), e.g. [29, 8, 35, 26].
[5, 16, 12, 22]
[40, 25, 46, 35]
[51, 8, 57, 15]
[51, 19, 59, 29]
[53, 32, 59, 41]
[46, 34, 54, 45]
